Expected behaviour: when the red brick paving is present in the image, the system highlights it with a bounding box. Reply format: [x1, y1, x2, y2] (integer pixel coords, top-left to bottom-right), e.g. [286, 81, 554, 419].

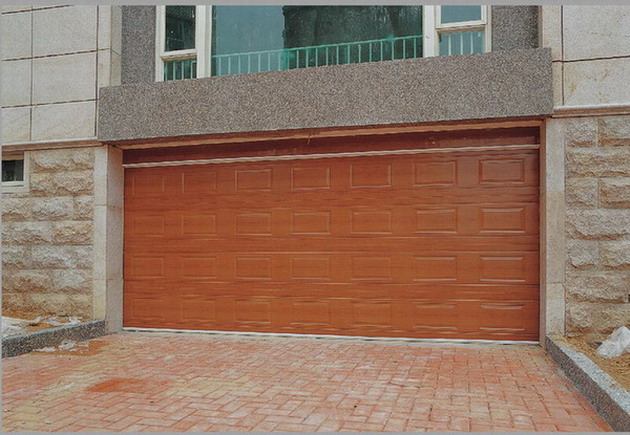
[2, 332, 610, 432]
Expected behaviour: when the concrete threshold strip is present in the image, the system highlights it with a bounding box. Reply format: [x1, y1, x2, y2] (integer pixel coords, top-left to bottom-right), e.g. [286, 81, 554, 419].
[123, 327, 539, 345]
[546, 336, 630, 432]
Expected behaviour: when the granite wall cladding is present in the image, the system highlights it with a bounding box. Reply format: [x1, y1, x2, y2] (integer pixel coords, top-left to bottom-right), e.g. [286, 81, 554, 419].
[2, 148, 96, 317]
[564, 114, 630, 336]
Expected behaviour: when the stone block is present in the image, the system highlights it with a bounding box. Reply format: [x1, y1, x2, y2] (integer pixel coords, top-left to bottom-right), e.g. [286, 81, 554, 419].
[52, 221, 93, 245]
[541, 6, 562, 61]
[566, 302, 593, 333]
[1, 197, 30, 221]
[31, 101, 96, 141]
[0, 10, 31, 60]
[31, 245, 93, 269]
[2, 221, 53, 244]
[564, 117, 597, 147]
[0, 106, 30, 143]
[2, 269, 53, 293]
[32, 52, 97, 104]
[563, 6, 630, 61]
[600, 178, 630, 208]
[32, 6, 97, 56]
[566, 239, 599, 269]
[30, 197, 75, 220]
[566, 210, 630, 240]
[51, 269, 92, 293]
[30, 171, 94, 196]
[566, 178, 598, 209]
[74, 196, 94, 220]
[566, 147, 630, 178]
[567, 302, 630, 336]
[601, 241, 630, 269]
[2, 245, 31, 268]
[566, 271, 629, 303]
[564, 57, 630, 106]
[598, 115, 630, 147]
[30, 148, 94, 173]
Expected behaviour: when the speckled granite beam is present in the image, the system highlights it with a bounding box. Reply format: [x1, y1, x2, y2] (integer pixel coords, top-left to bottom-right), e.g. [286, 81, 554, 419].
[546, 336, 630, 431]
[98, 48, 552, 143]
[2, 320, 108, 359]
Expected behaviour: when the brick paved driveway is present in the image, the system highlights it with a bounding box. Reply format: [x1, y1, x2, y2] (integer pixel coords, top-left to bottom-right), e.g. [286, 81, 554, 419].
[3, 332, 609, 432]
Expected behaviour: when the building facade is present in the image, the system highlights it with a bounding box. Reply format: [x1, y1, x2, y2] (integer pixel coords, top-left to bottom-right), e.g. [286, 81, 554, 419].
[1, 5, 629, 341]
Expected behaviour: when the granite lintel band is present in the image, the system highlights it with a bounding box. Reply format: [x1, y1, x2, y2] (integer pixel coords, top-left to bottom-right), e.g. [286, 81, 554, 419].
[98, 48, 553, 143]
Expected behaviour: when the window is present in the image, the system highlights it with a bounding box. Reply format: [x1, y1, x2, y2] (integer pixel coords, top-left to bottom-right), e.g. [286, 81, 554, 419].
[2, 155, 28, 192]
[157, 6, 490, 81]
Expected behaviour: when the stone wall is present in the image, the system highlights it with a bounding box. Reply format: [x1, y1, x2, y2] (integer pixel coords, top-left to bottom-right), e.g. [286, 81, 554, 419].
[564, 114, 630, 336]
[2, 148, 95, 317]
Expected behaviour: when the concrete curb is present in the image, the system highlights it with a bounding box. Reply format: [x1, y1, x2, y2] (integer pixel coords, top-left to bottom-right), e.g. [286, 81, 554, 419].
[2, 320, 108, 358]
[546, 335, 630, 432]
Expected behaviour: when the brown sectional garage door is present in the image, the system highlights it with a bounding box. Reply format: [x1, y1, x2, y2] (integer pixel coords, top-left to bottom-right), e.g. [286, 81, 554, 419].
[124, 147, 539, 341]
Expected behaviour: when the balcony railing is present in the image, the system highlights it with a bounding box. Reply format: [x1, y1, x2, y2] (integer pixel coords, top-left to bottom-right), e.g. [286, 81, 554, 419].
[211, 34, 423, 77]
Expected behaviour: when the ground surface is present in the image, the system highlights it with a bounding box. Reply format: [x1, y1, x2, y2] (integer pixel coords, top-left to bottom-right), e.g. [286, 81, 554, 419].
[2, 332, 610, 432]
[559, 335, 630, 390]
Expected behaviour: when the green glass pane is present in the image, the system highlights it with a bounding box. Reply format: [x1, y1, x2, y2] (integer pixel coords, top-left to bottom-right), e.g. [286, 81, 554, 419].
[2, 160, 24, 182]
[439, 30, 484, 56]
[164, 57, 197, 81]
[441, 6, 482, 24]
[165, 6, 195, 51]
[211, 6, 422, 76]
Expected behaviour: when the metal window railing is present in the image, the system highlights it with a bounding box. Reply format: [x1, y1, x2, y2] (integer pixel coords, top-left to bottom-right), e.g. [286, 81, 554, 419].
[211, 34, 423, 77]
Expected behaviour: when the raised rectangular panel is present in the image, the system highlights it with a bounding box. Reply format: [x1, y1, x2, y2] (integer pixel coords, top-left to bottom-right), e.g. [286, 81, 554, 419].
[414, 302, 458, 330]
[236, 300, 271, 323]
[351, 302, 392, 327]
[351, 257, 391, 280]
[1, 60, 30, 107]
[31, 101, 96, 141]
[33, 6, 97, 56]
[235, 213, 272, 235]
[32, 52, 97, 104]
[479, 159, 525, 184]
[181, 256, 217, 279]
[291, 211, 331, 235]
[182, 214, 217, 235]
[478, 303, 526, 331]
[291, 167, 331, 190]
[131, 298, 164, 320]
[351, 162, 392, 188]
[182, 298, 216, 321]
[480, 207, 526, 233]
[414, 257, 457, 282]
[182, 171, 217, 194]
[414, 161, 457, 185]
[236, 169, 272, 191]
[291, 257, 330, 280]
[0, 107, 30, 143]
[131, 172, 165, 196]
[415, 208, 457, 233]
[292, 301, 331, 325]
[351, 210, 392, 234]
[129, 256, 164, 279]
[480, 256, 526, 282]
[235, 257, 272, 280]
[132, 216, 165, 236]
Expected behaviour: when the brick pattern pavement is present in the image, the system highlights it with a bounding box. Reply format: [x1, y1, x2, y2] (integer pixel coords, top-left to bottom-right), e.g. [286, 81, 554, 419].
[2, 332, 610, 432]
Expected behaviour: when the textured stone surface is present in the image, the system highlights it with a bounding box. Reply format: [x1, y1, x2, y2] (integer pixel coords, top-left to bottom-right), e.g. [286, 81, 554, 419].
[566, 178, 598, 208]
[566, 210, 630, 240]
[30, 148, 94, 172]
[565, 117, 598, 147]
[601, 241, 630, 269]
[546, 336, 630, 432]
[567, 147, 630, 178]
[566, 239, 599, 269]
[121, 5, 155, 84]
[566, 272, 629, 303]
[599, 116, 630, 147]
[30, 171, 94, 196]
[491, 6, 539, 52]
[100, 48, 553, 142]
[600, 178, 630, 208]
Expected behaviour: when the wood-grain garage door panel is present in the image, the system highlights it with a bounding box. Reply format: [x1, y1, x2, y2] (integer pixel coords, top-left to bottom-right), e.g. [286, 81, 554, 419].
[124, 150, 539, 340]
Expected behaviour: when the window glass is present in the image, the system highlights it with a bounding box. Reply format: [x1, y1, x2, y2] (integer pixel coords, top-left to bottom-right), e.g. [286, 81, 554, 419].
[2, 160, 24, 183]
[441, 6, 482, 24]
[211, 6, 423, 76]
[165, 6, 195, 51]
[164, 58, 197, 80]
[439, 30, 484, 56]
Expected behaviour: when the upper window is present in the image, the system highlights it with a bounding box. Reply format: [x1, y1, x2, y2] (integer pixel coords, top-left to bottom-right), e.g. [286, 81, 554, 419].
[156, 6, 489, 81]
[2, 156, 27, 192]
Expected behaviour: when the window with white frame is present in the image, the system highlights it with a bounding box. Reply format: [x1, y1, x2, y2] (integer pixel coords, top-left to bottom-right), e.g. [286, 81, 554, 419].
[2, 154, 28, 192]
[156, 6, 490, 81]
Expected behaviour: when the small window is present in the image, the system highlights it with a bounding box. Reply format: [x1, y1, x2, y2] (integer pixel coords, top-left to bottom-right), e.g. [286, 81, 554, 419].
[2, 159, 24, 183]
[159, 5, 199, 81]
[440, 6, 482, 24]
[436, 5, 487, 56]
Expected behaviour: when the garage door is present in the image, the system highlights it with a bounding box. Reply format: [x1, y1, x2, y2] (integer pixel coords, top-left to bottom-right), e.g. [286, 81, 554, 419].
[124, 147, 539, 341]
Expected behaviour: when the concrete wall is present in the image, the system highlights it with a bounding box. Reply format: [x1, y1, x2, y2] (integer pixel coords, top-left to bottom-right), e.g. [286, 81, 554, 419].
[1, 5, 124, 328]
[541, 6, 630, 337]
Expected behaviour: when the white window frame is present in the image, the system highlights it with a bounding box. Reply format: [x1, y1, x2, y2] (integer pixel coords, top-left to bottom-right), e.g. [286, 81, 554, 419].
[156, 5, 490, 81]
[2, 152, 29, 194]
